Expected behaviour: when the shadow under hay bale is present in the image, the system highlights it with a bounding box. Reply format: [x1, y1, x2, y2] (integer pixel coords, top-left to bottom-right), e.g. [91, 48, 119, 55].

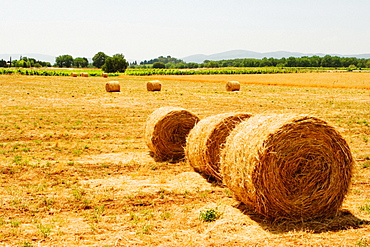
[105, 81, 120, 92]
[145, 106, 200, 162]
[236, 203, 370, 234]
[186, 112, 252, 182]
[147, 80, 162, 91]
[221, 114, 354, 221]
[226, 81, 240, 91]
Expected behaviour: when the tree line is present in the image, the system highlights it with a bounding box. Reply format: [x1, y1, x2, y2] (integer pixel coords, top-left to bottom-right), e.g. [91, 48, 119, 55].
[130, 55, 370, 69]
[1, 52, 129, 73]
[0, 57, 51, 68]
[140, 56, 184, 65]
[55, 52, 128, 73]
[2, 53, 370, 71]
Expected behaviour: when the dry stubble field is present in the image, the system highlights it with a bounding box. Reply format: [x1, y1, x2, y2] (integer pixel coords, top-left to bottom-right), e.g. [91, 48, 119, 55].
[0, 72, 369, 246]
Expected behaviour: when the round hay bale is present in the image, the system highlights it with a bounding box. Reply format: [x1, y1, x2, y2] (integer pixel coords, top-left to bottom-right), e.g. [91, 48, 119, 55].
[71, 72, 78, 77]
[102, 73, 108, 78]
[105, 81, 120, 92]
[145, 107, 200, 161]
[185, 112, 252, 182]
[147, 80, 162, 91]
[81, 72, 89, 77]
[226, 81, 240, 91]
[220, 114, 354, 220]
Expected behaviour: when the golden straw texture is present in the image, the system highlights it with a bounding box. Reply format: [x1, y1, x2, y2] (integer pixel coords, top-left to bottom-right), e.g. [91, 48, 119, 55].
[145, 107, 200, 161]
[221, 114, 354, 220]
[105, 81, 120, 92]
[226, 81, 240, 91]
[186, 112, 252, 181]
[147, 80, 162, 91]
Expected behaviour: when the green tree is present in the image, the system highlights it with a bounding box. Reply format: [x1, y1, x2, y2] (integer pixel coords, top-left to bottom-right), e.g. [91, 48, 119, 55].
[92, 52, 108, 68]
[297, 56, 311, 67]
[165, 63, 175, 69]
[205, 61, 219, 68]
[141, 55, 184, 65]
[73, 57, 89, 68]
[309, 56, 322, 67]
[260, 57, 271, 67]
[55, 55, 74, 67]
[152, 62, 166, 69]
[20, 57, 37, 67]
[285, 57, 297, 67]
[187, 63, 199, 69]
[321, 55, 333, 67]
[331, 56, 341, 68]
[14, 60, 31, 68]
[102, 54, 128, 73]
[366, 60, 370, 68]
[28, 58, 36, 66]
[14, 60, 23, 67]
[342, 57, 357, 67]
[357, 58, 366, 68]
[0, 59, 6, 67]
[357, 59, 367, 68]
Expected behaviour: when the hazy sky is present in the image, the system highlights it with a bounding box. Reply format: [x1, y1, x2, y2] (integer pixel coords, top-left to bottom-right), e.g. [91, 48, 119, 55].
[1, 0, 369, 61]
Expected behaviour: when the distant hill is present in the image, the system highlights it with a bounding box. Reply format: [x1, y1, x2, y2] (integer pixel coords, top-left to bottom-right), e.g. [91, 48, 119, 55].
[181, 50, 370, 63]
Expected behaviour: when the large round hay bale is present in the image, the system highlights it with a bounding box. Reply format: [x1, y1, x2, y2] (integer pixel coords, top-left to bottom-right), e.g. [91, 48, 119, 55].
[71, 72, 78, 77]
[226, 81, 240, 91]
[147, 80, 162, 91]
[145, 107, 200, 161]
[81, 72, 89, 77]
[221, 114, 354, 220]
[102, 73, 108, 78]
[105, 81, 120, 92]
[185, 112, 252, 182]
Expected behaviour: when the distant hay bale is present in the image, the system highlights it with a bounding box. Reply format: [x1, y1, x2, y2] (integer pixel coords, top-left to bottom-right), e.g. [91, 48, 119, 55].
[226, 81, 240, 91]
[145, 107, 200, 161]
[221, 114, 354, 220]
[185, 112, 252, 181]
[102, 73, 108, 78]
[71, 72, 77, 77]
[81, 73, 89, 77]
[147, 80, 162, 91]
[105, 81, 120, 92]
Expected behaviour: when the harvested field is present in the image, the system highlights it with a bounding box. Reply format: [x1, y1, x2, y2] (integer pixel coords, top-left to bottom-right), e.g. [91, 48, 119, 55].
[123, 72, 370, 89]
[0, 73, 369, 246]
